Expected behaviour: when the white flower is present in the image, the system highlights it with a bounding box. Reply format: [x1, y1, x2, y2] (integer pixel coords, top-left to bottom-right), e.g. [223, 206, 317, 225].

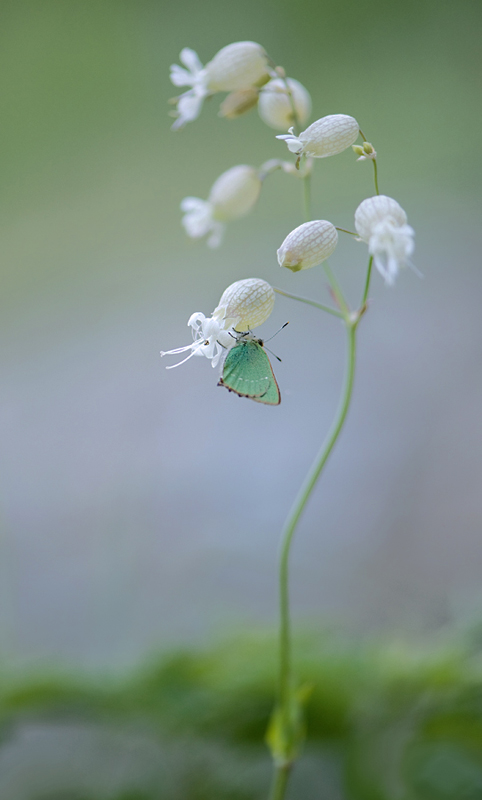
[170, 42, 269, 129]
[181, 165, 262, 248]
[276, 114, 359, 158]
[355, 195, 415, 285]
[217, 278, 275, 331]
[160, 279, 274, 369]
[170, 48, 209, 131]
[258, 78, 311, 131]
[277, 220, 338, 272]
[160, 307, 237, 369]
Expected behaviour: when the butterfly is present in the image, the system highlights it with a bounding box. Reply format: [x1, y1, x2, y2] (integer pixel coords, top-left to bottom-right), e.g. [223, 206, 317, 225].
[218, 334, 281, 405]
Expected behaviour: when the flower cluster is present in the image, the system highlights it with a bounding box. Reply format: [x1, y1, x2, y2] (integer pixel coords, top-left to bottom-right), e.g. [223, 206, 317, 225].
[164, 39, 415, 384]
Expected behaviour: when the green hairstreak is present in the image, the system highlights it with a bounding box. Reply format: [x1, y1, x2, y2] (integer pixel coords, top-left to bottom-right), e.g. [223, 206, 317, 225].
[218, 335, 281, 405]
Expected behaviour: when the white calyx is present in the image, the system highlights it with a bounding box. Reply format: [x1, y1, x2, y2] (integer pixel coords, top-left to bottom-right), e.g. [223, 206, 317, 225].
[355, 195, 415, 285]
[170, 42, 270, 130]
[258, 77, 311, 131]
[277, 220, 338, 271]
[204, 41, 270, 92]
[217, 278, 275, 331]
[277, 114, 360, 158]
[161, 279, 275, 370]
[181, 166, 262, 249]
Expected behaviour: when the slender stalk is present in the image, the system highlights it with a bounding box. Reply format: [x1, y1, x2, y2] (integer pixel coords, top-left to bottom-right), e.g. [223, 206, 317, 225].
[268, 763, 291, 800]
[323, 262, 350, 317]
[372, 158, 379, 195]
[278, 75, 311, 222]
[361, 255, 373, 307]
[273, 287, 343, 319]
[336, 227, 358, 237]
[269, 320, 358, 800]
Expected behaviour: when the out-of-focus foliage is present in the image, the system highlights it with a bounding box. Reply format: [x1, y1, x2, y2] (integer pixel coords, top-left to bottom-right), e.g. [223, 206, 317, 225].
[1, 627, 482, 799]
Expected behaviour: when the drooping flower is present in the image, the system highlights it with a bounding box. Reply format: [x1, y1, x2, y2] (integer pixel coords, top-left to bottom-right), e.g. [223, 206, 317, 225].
[276, 114, 359, 158]
[181, 165, 262, 248]
[354, 195, 415, 285]
[170, 42, 270, 129]
[258, 78, 311, 131]
[161, 279, 275, 369]
[277, 220, 338, 272]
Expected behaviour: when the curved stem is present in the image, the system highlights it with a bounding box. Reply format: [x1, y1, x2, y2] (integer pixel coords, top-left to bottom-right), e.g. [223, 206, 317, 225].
[269, 321, 357, 799]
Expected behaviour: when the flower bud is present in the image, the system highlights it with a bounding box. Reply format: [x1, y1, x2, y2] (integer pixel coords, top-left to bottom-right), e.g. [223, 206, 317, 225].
[219, 88, 259, 119]
[354, 195, 407, 242]
[216, 278, 275, 331]
[277, 114, 359, 158]
[258, 78, 312, 131]
[209, 165, 262, 222]
[277, 220, 338, 272]
[352, 145, 365, 156]
[204, 41, 270, 92]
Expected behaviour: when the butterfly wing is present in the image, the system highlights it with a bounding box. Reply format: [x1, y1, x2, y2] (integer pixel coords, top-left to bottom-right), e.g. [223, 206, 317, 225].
[218, 340, 281, 405]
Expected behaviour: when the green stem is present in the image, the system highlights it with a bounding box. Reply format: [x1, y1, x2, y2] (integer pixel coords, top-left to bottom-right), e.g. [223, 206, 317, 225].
[268, 763, 291, 800]
[270, 321, 357, 800]
[278, 75, 311, 220]
[361, 255, 373, 307]
[372, 158, 379, 195]
[323, 262, 350, 318]
[336, 227, 358, 237]
[273, 287, 343, 319]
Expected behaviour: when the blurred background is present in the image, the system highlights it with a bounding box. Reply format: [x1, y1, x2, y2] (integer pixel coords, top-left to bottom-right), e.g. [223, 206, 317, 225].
[1, 1, 482, 797]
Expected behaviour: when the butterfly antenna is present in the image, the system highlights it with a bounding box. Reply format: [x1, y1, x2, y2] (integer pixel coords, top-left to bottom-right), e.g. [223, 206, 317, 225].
[263, 322, 289, 362]
[263, 321, 289, 344]
[264, 345, 282, 362]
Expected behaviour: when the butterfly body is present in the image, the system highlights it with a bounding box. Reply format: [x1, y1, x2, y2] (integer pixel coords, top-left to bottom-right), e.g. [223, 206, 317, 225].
[218, 335, 281, 405]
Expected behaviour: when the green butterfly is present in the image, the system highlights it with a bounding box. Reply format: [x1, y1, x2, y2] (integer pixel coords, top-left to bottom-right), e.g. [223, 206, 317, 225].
[218, 335, 281, 405]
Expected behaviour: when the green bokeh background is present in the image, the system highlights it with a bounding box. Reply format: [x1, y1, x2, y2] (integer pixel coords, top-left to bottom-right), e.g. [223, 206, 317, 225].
[1, 2, 482, 795]
[3, 0, 482, 660]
